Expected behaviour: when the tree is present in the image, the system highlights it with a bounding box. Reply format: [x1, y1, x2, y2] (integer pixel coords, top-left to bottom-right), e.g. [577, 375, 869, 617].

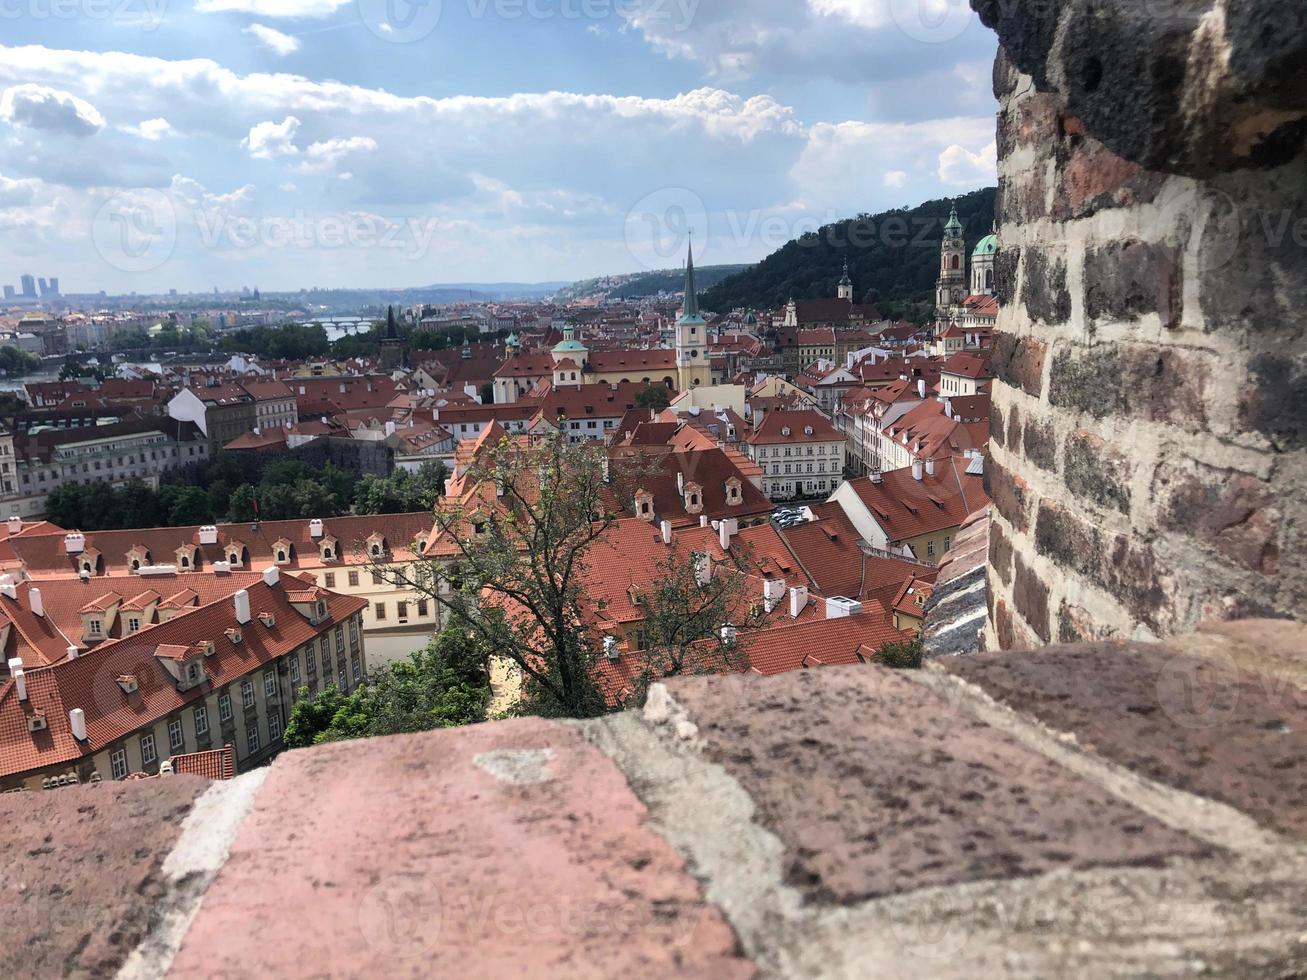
[872, 638, 924, 669]
[618, 549, 758, 707]
[0, 346, 40, 377]
[370, 432, 628, 718]
[282, 628, 491, 748]
[634, 385, 671, 412]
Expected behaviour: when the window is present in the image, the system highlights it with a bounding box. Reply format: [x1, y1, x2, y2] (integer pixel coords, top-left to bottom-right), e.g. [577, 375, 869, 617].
[943, 536, 952, 551]
[219, 692, 232, 722]
[140, 732, 157, 765]
[194, 704, 209, 736]
[263, 670, 276, 698]
[126, 616, 140, 633]
[88, 619, 102, 637]
[417, 599, 428, 617]
[371, 571, 384, 586]
[246, 724, 260, 755]
[241, 679, 254, 708]
[324, 573, 336, 588]
[397, 601, 409, 622]
[111, 748, 128, 780]
[375, 602, 386, 621]
[306, 647, 317, 679]
[168, 718, 184, 752]
[268, 710, 282, 741]
[927, 540, 936, 557]
[289, 652, 300, 684]
[348, 570, 359, 587]
[351, 653, 362, 683]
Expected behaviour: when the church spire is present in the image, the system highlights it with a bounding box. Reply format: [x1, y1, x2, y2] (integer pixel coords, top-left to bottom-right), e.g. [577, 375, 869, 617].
[682, 238, 700, 319]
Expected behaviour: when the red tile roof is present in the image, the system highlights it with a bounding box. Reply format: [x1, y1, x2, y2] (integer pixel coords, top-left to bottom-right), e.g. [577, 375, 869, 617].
[170, 745, 236, 780]
[844, 456, 989, 542]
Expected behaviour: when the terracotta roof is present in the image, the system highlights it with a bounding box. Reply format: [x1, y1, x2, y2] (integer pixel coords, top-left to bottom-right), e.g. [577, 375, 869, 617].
[844, 456, 989, 543]
[0, 579, 366, 780]
[170, 745, 236, 780]
[746, 409, 842, 445]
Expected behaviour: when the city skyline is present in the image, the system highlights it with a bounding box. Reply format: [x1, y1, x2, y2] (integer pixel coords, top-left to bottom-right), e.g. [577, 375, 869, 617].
[0, 1, 997, 294]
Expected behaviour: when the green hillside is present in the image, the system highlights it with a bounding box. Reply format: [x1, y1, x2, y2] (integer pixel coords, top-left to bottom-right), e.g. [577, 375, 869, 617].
[702, 188, 996, 324]
[609, 264, 749, 299]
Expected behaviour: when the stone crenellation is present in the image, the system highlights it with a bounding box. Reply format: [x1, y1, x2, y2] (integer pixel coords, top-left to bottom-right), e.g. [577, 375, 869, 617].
[976, 0, 1306, 648]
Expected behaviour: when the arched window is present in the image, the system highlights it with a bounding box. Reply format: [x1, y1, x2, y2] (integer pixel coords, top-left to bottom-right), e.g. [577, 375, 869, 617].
[985, 269, 994, 289]
[951, 255, 960, 270]
[277, 550, 286, 562]
[180, 555, 190, 568]
[131, 559, 140, 571]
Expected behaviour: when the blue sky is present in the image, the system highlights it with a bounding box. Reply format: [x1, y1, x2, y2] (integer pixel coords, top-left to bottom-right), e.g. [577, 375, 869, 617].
[0, 0, 997, 293]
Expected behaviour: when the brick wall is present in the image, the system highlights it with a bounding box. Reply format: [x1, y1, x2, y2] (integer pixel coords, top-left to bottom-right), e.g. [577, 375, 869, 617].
[977, 0, 1306, 647]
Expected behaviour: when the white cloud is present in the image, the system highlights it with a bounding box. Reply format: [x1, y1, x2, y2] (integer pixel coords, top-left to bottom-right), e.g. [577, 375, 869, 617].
[807, 0, 892, 30]
[124, 117, 173, 141]
[0, 172, 41, 207]
[195, 0, 349, 17]
[0, 84, 104, 137]
[242, 116, 301, 159]
[243, 24, 302, 56]
[298, 135, 378, 173]
[883, 170, 908, 188]
[937, 138, 996, 186]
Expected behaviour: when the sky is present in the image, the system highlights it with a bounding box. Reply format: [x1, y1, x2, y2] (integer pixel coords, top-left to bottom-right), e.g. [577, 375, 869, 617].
[0, 0, 998, 294]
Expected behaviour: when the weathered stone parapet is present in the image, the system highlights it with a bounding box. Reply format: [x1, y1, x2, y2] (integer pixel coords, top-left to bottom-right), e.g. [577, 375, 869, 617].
[976, 0, 1305, 647]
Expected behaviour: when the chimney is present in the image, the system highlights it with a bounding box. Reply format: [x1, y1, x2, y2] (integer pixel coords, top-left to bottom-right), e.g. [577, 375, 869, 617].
[233, 589, 252, 625]
[603, 635, 619, 661]
[69, 708, 87, 741]
[660, 520, 672, 546]
[29, 587, 43, 617]
[912, 461, 924, 481]
[309, 518, 324, 539]
[66, 645, 78, 661]
[6, 516, 20, 535]
[719, 624, 737, 646]
[694, 552, 713, 587]
[925, 457, 936, 477]
[13, 667, 25, 701]
[917, 379, 927, 398]
[385, 420, 396, 436]
[262, 566, 280, 587]
[789, 585, 809, 619]
[159, 759, 174, 776]
[699, 515, 709, 528]
[763, 578, 785, 613]
[64, 532, 85, 555]
[870, 471, 883, 484]
[825, 597, 863, 619]
[676, 471, 685, 493]
[0, 576, 16, 600]
[718, 518, 737, 551]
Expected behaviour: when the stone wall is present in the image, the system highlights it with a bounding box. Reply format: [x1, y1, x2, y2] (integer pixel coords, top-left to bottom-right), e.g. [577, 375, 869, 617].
[976, 0, 1306, 647]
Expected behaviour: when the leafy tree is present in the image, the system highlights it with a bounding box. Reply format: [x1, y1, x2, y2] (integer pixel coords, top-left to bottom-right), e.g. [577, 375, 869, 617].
[0, 346, 40, 377]
[282, 628, 491, 748]
[369, 432, 618, 717]
[634, 385, 671, 411]
[165, 485, 213, 525]
[218, 323, 330, 360]
[226, 484, 259, 523]
[872, 638, 924, 669]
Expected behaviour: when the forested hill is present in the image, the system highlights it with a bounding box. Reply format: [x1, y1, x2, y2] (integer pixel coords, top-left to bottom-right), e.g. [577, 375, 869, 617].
[702, 187, 996, 324]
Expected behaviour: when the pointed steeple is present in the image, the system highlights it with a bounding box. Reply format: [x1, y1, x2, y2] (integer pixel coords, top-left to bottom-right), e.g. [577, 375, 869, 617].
[943, 203, 963, 238]
[682, 238, 700, 320]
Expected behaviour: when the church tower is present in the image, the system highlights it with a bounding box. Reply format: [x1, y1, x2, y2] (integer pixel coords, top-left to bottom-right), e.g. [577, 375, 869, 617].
[935, 203, 967, 318]
[837, 256, 854, 301]
[674, 240, 711, 390]
[971, 226, 997, 296]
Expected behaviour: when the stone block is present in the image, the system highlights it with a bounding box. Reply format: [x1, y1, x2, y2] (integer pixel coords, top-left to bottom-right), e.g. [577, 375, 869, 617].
[1084, 239, 1182, 328]
[1021, 414, 1057, 472]
[985, 457, 1032, 533]
[1013, 553, 1051, 642]
[1064, 428, 1132, 515]
[991, 332, 1046, 398]
[1019, 247, 1072, 325]
[1152, 462, 1279, 574]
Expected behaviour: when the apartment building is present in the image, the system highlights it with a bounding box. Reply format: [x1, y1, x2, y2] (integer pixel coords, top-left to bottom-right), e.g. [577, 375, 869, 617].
[744, 409, 846, 501]
[4, 419, 208, 518]
[0, 567, 367, 790]
[167, 380, 298, 452]
[4, 514, 441, 669]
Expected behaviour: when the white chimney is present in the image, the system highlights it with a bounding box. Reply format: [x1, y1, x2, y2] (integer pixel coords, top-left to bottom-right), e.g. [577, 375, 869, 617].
[385, 420, 396, 436]
[825, 596, 863, 619]
[603, 635, 619, 661]
[233, 589, 252, 625]
[0, 576, 16, 601]
[660, 520, 672, 546]
[69, 707, 86, 741]
[870, 471, 883, 484]
[66, 645, 79, 661]
[13, 667, 25, 701]
[763, 578, 785, 612]
[7, 657, 20, 674]
[912, 461, 924, 481]
[917, 379, 926, 398]
[159, 759, 174, 776]
[212, 561, 231, 574]
[676, 471, 685, 493]
[6, 516, 20, 534]
[789, 585, 809, 619]
[718, 518, 737, 551]
[925, 457, 936, 477]
[694, 552, 713, 587]
[262, 566, 280, 587]
[719, 624, 737, 646]
[699, 515, 709, 528]
[64, 532, 86, 555]
[309, 518, 324, 539]
[199, 525, 218, 545]
[29, 587, 43, 617]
